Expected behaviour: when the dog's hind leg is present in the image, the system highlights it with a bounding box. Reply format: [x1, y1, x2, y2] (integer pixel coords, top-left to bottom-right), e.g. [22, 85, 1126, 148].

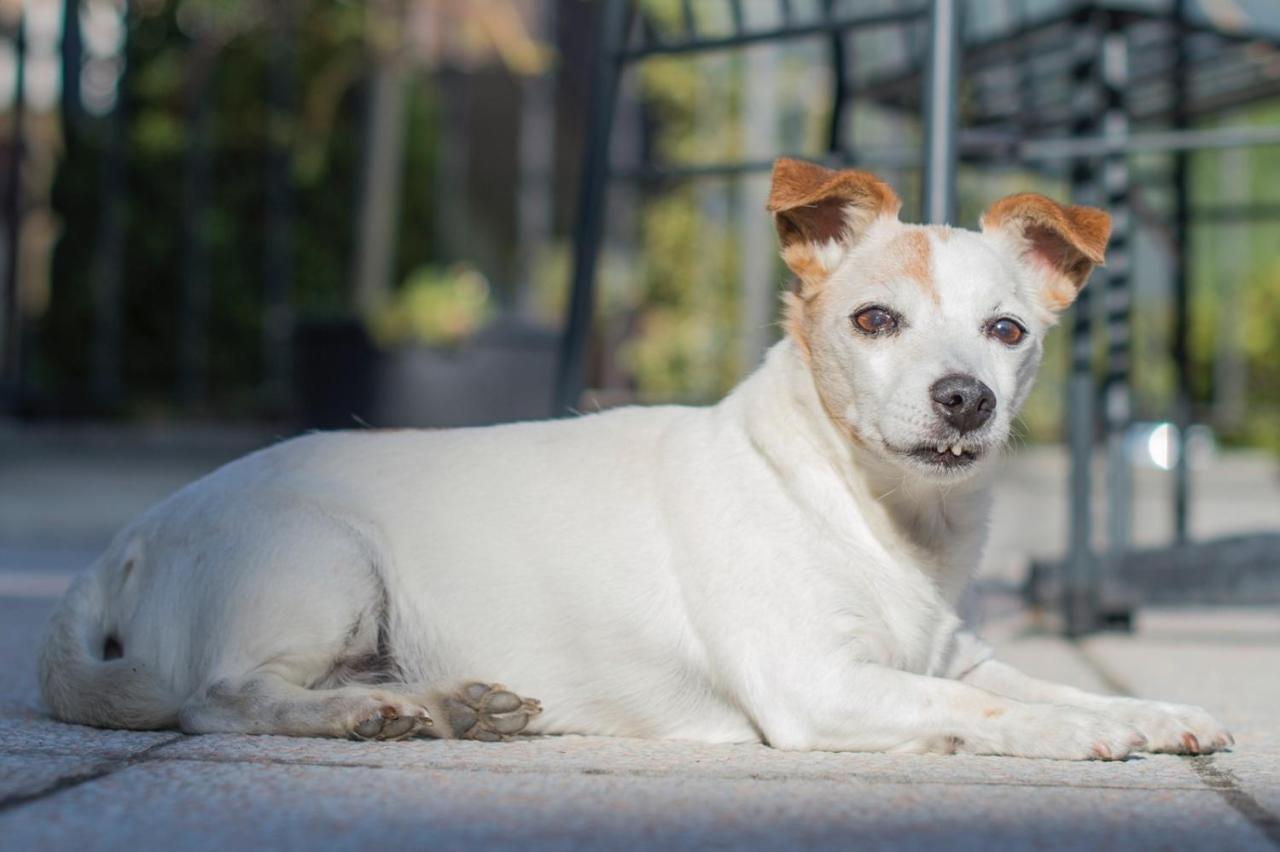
[161, 502, 541, 741]
[179, 667, 435, 739]
[179, 671, 541, 741]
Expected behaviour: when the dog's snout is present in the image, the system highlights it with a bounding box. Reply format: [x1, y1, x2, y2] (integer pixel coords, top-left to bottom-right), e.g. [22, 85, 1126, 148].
[929, 374, 996, 434]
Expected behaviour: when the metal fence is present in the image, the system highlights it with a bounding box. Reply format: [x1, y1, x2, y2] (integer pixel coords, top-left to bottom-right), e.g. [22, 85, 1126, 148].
[552, 0, 1280, 632]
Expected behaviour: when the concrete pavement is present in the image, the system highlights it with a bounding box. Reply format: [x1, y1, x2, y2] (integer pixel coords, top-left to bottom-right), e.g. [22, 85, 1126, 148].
[1, 424, 1278, 850]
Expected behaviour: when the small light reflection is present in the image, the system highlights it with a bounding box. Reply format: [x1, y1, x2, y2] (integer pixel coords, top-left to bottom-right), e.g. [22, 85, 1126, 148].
[1147, 422, 1176, 471]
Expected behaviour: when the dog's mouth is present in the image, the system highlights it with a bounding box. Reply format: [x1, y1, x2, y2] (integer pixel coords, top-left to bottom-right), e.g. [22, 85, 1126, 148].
[898, 441, 983, 470]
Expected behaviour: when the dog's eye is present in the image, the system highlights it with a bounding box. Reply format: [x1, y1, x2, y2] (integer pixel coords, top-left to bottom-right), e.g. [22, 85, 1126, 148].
[852, 307, 899, 335]
[987, 317, 1027, 346]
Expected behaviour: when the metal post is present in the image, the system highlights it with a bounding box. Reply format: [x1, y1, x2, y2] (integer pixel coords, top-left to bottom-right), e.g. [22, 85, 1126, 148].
[922, 0, 959, 224]
[1171, 0, 1192, 542]
[1, 7, 25, 401]
[738, 16, 779, 375]
[351, 0, 409, 321]
[1101, 14, 1133, 591]
[60, 0, 83, 125]
[553, 0, 630, 415]
[515, 0, 559, 320]
[1064, 10, 1102, 637]
[262, 0, 296, 415]
[825, 0, 849, 159]
[1012, 0, 1033, 146]
[90, 0, 129, 409]
[177, 49, 214, 410]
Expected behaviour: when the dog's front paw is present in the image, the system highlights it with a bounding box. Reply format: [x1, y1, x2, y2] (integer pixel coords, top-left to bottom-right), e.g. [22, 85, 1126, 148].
[444, 682, 542, 741]
[985, 704, 1147, 761]
[1103, 699, 1233, 755]
[350, 693, 434, 741]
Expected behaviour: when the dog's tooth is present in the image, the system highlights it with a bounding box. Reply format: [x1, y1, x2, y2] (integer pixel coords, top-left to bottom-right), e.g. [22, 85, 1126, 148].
[951, 445, 963, 456]
[936, 444, 947, 454]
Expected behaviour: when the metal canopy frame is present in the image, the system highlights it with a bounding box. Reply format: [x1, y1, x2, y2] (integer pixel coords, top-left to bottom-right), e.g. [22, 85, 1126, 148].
[553, 0, 1280, 634]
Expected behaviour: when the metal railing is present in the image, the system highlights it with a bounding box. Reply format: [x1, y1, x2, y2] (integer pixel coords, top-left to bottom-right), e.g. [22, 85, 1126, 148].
[552, 0, 1280, 634]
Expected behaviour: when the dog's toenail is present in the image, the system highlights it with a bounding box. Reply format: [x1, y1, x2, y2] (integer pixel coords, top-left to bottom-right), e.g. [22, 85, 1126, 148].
[1182, 733, 1200, 754]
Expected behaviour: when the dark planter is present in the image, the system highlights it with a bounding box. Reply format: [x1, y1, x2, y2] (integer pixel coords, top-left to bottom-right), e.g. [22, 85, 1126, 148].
[294, 317, 558, 430]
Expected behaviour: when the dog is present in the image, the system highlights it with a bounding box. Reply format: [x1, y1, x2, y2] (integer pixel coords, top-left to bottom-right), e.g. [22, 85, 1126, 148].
[39, 158, 1231, 758]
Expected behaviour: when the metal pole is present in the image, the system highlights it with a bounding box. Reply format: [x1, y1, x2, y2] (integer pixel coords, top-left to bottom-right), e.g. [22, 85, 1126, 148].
[1064, 10, 1102, 637]
[738, 18, 779, 375]
[553, 0, 630, 415]
[515, 0, 559, 320]
[177, 48, 214, 410]
[1171, 0, 1192, 542]
[60, 0, 83, 125]
[1017, 125, 1280, 161]
[1101, 13, 1133, 589]
[1, 7, 25, 401]
[922, 0, 959, 224]
[825, 0, 849, 159]
[90, 0, 130, 410]
[262, 0, 296, 416]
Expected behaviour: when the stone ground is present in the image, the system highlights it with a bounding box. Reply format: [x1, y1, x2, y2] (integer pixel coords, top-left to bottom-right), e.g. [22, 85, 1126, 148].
[1, 423, 1278, 851]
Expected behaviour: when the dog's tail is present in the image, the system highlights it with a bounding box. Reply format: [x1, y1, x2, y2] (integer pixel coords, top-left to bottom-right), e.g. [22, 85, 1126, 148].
[38, 545, 181, 730]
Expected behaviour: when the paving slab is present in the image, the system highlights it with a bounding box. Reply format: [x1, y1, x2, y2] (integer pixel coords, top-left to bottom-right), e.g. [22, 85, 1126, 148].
[0, 753, 115, 802]
[0, 707, 180, 761]
[0, 597, 53, 704]
[159, 732, 1206, 791]
[1079, 607, 1280, 840]
[0, 758, 1270, 852]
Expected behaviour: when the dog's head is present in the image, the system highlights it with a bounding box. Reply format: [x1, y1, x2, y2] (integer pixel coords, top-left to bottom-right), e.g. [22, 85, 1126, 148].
[769, 157, 1109, 481]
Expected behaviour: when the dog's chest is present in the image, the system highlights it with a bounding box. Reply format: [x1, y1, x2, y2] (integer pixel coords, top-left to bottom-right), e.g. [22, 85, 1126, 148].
[775, 482, 971, 676]
[809, 539, 961, 675]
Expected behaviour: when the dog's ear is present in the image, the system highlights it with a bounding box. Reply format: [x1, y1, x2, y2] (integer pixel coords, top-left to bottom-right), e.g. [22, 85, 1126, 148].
[980, 193, 1111, 313]
[767, 158, 901, 289]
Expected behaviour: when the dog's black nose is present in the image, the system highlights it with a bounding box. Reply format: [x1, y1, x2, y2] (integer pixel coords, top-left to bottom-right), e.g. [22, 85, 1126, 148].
[930, 374, 996, 433]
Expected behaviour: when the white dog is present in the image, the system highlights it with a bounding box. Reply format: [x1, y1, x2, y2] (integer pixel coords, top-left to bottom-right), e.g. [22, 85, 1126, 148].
[40, 158, 1232, 759]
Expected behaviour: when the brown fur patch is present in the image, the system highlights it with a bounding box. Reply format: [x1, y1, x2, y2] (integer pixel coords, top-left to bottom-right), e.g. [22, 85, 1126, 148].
[781, 243, 830, 291]
[983, 706, 1006, 719]
[782, 290, 811, 362]
[890, 230, 937, 304]
[768, 157, 901, 284]
[981, 193, 1111, 310]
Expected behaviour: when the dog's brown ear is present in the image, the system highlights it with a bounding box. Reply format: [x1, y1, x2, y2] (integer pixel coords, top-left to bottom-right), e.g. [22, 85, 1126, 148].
[768, 158, 901, 289]
[980, 193, 1111, 313]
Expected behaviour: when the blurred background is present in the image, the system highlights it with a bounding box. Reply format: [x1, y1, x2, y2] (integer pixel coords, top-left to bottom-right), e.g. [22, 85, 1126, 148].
[0, 0, 1278, 631]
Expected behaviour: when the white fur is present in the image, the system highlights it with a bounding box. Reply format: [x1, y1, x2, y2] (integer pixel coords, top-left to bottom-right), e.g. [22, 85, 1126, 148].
[38, 206, 1232, 759]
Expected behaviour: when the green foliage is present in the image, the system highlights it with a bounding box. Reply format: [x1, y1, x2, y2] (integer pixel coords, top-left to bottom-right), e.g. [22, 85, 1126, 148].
[1187, 103, 1280, 451]
[609, 20, 755, 402]
[370, 263, 492, 348]
[620, 189, 744, 400]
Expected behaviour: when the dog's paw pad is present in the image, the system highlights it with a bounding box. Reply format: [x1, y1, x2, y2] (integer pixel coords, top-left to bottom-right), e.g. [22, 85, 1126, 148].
[446, 682, 542, 741]
[350, 703, 433, 741]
